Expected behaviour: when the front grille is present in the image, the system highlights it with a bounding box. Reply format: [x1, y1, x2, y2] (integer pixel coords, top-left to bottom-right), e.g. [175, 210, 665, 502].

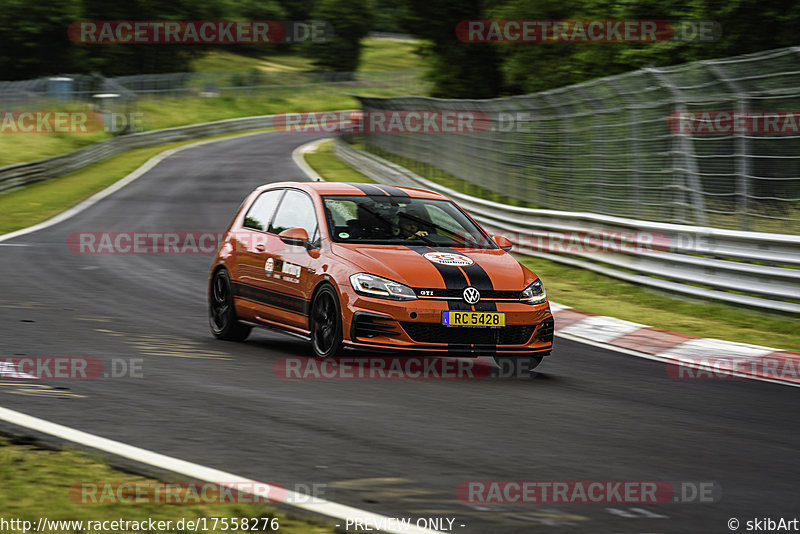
[352, 313, 400, 339]
[400, 322, 535, 345]
[535, 317, 555, 343]
[412, 288, 521, 300]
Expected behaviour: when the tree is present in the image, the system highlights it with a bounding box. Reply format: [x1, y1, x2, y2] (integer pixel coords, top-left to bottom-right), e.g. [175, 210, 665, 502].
[0, 0, 83, 79]
[489, 0, 800, 95]
[400, 0, 503, 98]
[226, 0, 287, 56]
[400, 0, 800, 97]
[303, 0, 376, 76]
[79, 0, 228, 75]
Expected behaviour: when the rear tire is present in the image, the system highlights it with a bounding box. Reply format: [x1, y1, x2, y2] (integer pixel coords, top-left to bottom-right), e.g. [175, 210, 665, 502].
[310, 284, 343, 358]
[209, 268, 252, 342]
[493, 355, 544, 378]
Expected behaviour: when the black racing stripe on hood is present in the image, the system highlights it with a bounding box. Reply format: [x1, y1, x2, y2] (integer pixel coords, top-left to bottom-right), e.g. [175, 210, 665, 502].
[407, 246, 470, 310]
[407, 245, 471, 353]
[434, 247, 492, 289]
[430, 247, 497, 353]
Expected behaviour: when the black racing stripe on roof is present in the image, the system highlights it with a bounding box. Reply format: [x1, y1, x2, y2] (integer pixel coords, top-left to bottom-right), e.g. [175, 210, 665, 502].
[339, 183, 372, 195]
[346, 183, 389, 196]
[374, 184, 409, 197]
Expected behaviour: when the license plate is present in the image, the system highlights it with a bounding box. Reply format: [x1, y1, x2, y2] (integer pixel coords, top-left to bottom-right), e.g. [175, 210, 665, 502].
[442, 311, 505, 327]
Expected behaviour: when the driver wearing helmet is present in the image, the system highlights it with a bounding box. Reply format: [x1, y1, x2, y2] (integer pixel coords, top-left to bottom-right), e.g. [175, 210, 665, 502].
[398, 206, 430, 240]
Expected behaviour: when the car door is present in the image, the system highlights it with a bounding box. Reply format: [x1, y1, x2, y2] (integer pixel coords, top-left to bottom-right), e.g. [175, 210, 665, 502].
[233, 188, 287, 323]
[265, 189, 321, 330]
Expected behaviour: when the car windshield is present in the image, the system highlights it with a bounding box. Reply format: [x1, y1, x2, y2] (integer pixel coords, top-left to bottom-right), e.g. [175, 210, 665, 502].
[321, 195, 497, 248]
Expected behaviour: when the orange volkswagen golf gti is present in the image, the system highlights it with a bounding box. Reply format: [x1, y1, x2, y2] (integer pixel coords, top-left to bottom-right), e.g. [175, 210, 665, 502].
[208, 181, 554, 372]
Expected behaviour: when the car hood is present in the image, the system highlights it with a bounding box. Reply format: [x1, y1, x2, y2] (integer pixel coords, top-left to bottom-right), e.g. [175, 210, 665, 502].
[330, 243, 535, 291]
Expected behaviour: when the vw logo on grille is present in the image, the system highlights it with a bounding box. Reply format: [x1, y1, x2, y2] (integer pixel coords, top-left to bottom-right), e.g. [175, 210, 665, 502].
[463, 286, 481, 304]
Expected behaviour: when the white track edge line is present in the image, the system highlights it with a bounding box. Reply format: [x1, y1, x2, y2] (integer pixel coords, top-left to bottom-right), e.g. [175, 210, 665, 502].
[0, 129, 273, 243]
[0, 407, 441, 534]
[291, 138, 329, 182]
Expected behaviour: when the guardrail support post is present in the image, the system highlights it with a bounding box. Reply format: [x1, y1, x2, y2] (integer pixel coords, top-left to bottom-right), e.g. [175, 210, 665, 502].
[647, 68, 708, 226]
[706, 62, 751, 231]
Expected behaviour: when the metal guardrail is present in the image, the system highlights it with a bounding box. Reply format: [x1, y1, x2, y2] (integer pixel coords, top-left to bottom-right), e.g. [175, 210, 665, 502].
[353, 46, 800, 235]
[0, 115, 277, 193]
[334, 139, 800, 314]
[0, 71, 424, 104]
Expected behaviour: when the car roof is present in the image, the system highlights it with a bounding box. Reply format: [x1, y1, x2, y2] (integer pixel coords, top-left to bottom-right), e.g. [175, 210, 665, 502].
[255, 181, 449, 200]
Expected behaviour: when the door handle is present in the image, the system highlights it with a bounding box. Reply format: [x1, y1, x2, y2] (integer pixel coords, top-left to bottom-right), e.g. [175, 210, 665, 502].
[255, 244, 266, 252]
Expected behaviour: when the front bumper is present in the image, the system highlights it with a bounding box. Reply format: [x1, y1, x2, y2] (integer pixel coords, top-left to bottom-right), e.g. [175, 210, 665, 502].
[342, 294, 554, 355]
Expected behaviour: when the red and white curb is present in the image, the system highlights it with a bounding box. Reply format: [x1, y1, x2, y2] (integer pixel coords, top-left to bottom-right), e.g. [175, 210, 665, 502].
[549, 301, 800, 387]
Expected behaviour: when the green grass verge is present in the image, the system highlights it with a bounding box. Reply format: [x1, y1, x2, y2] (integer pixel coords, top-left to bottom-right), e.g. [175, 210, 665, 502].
[0, 38, 427, 168]
[138, 93, 357, 131]
[312, 142, 800, 351]
[358, 38, 424, 71]
[303, 140, 373, 183]
[0, 93, 367, 169]
[0, 437, 333, 533]
[365, 146, 538, 209]
[0, 130, 269, 235]
[192, 50, 313, 72]
[191, 38, 424, 73]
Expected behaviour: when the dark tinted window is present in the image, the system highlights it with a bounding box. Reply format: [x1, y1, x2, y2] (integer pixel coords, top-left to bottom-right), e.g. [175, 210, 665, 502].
[321, 195, 496, 248]
[243, 189, 283, 231]
[269, 189, 319, 241]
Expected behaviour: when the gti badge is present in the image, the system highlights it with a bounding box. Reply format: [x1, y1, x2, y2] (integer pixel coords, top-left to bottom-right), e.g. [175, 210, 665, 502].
[463, 286, 480, 304]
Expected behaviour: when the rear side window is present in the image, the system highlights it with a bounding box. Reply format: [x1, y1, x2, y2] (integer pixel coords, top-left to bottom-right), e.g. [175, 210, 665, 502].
[243, 189, 283, 231]
[268, 189, 319, 240]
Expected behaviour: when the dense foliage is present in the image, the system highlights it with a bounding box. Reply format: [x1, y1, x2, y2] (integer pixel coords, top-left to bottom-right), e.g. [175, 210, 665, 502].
[400, 0, 800, 97]
[1, 0, 797, 97]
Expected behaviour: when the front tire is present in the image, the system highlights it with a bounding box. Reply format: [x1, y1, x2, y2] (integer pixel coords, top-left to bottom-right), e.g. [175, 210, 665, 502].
[209, 268, 251, 341]
[310, 284, 343, 358]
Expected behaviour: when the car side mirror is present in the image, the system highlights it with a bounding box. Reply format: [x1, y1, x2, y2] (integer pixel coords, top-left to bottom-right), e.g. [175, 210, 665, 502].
[493, 235, 513, 252]
[278, 228, 310, 247]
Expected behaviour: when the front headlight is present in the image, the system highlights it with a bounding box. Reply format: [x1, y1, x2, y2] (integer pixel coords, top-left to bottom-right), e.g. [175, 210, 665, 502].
[520, 279, 546, 304]
[350, 273, 417, 300]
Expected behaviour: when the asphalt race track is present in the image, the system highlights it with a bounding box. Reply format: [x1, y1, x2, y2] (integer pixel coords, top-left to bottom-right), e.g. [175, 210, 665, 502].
[1, 131, 798, 533]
